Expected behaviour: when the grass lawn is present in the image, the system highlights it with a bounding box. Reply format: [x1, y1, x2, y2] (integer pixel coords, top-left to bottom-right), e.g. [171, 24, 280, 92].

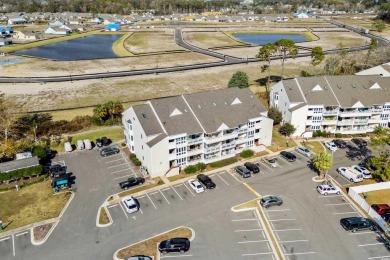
[268, 129, 296, 152]
[233, 199, 258, 210]
[117, 227, 192, 259]
[118, 177, 164, 198]
[0, 180, 70, 233]
[301, 141, 324, 155]
[167, 173, 196, 182]
[99, 207, 110, 225]
[112, 32, 134, 57]
[360, 189, 390, 205]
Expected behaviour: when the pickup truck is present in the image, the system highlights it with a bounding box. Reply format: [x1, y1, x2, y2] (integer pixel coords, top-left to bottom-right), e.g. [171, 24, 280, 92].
[119, 177, 145, 189]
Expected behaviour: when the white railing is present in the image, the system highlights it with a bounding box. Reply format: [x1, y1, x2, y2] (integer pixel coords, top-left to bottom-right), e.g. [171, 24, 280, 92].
[187, 158, 202, 164]
[187, 137, 202, 144]
[221, 153, 234, 159]
[204, 146, 221, 153]
[321, 120, 337, 125]
[204, 156, 221, 163]
[323, 110, 338, 115]
[354, 120, 369, 124]
[337, 120, 354, 126]
[370, 108, 383, 113]
[187, 148, 203, 156]
[221, 143, 235, 149]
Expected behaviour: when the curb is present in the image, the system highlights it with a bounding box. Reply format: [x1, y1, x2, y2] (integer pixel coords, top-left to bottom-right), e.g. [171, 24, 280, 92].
[96, 206, 113, 228]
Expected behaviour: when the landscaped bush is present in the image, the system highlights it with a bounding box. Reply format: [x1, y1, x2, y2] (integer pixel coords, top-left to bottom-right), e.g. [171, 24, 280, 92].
[129, 153, 137, 160]
[0, 174, 48, 192]
[361, 133, 367, 137]
[335, 133, 342, 138]
[313, 130, 323, 137]
[195, 162, 206, 172]
[184, 165, 197, 174]
[240, 149, 254, 158]
[0, 165, 43, 182]
[132, 158, 141, 166]
[210, 157, 238, 168]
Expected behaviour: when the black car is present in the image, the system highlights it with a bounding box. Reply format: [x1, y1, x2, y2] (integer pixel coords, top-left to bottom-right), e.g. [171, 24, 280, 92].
[95, 138, 103, 147]
[158, 238, 190, 254]
[340, 217, 374, 232]
[100, 147, 120, 157]
[197, 174, 216, 189]
[351, 138, 367, 148]
[333, 139, 347, 148]
[280, 151, 296, 162]
[235, 166, 251, 178]
[382, 213, 390, 223]
[101, 136, 109, 146]
[244, 162, 260, 173]
[119, 177, 145, 189]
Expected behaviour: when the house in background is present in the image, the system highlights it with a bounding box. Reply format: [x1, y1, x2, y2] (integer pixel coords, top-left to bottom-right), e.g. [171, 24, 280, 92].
[44, 27, 70, 35]
[269, 75, 390, 137]
[105, 23, 120, 31]
[355, 62, 390, 78]
[0, 26, 13, 34]
[49, 20, 64, 27]
[0, 37, 12, 46]
[122, 88, 273, 178]
[13, 30, 42, 40]
[8, 17, 27, 25]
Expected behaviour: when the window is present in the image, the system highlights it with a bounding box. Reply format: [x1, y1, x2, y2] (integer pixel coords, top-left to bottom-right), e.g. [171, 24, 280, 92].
[130, 135, 133, 141]
[248, 122, 255, 128]
[141, 134, 143, 139]
[247, 130, 254, 138]
[176, 147, 186, 156]
[128, 124, 132, 130]
[312, 116, 322, 123]
[313, 107, 323, 114]
[246, 140, 254, 147]
[176, 136, 186, 145]
[311, 125, 320, 130]
[142, 145, 143, 150]
[142, 156, 144, 161]
[131, 146, 134, 152]
[380, 114, 389, 120]
[384, 105, 390, 111]
[176, 157, 187, 166]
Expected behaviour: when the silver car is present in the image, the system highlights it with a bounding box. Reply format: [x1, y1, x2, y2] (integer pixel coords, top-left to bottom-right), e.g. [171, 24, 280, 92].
[260, 195, 283, 208]
[295, 146, 314, 157]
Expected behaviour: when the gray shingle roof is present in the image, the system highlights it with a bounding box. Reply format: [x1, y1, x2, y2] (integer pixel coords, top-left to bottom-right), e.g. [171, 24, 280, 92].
[281, 79, 305, 103]
[297, 76, 339, 106]
[0, 157, 39, 173]
[289, 102, 307, 112]
[132, 104, 163, 136]
[146, 133, 167, 148]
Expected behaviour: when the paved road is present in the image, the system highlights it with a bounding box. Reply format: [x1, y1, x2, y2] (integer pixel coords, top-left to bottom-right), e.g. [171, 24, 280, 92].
[0, 26, 377, 83]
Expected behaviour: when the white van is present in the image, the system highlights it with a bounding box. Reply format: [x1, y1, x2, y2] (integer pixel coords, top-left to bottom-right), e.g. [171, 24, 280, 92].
[84, 139, 92, 150]
[77, 140, 85, 150]
[64, 142, 72, 152]
[337, 167, 363, 183]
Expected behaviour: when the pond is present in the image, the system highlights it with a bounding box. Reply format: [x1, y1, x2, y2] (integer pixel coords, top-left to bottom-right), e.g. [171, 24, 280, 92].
[14, 34, 123, 61]
[233, 33, 307, 45]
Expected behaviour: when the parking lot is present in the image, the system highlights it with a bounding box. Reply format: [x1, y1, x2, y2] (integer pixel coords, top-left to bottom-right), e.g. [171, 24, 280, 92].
[0, 231, 31, 258]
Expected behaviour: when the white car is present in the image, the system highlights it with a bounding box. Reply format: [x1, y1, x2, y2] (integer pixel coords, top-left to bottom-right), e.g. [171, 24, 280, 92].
[351, 165, 372, 179]
[317, 184, 341, 195]
[121, 196, 139, 213]
[324, 141, 338, 152]
[64, 142, 72, 152]
[295, 146, 314, 157]
[188, 179, 205, 193]
[337, 167, 363, 183]
[263, 157, 279, 168]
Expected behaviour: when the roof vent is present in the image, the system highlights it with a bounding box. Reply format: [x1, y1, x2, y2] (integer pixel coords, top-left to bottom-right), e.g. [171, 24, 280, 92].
[198, 105, 202, 109]
[141, 112, 148, 119]
[184, 109, 188, 112]
[337, 84, 341, 89]
[363, 85, 367, 89]
[213, 102, 216, 106]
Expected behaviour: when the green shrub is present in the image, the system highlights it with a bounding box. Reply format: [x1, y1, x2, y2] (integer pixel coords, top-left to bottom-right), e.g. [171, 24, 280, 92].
[0, 174, 48, 192]
[240, 149, 254, 158]
[184, 165, 197, 174]
[301, 70, 312, 77]
[32, 145, 47, 159]
[210, 157, 238, 168]
[361, 133, 367, 137]
[121, 142, 126, 147]
[335, 133, 342, 138]
[195, 162, 206, 171]
[129, 153, 137, 160]
[0, 165, 43, 182]
[132, 158, 141, 166]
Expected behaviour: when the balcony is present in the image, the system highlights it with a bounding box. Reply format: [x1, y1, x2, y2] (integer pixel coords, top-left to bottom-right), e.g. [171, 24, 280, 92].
[323, 110, 338, 116]
[187, 158, 202, 164]
[370, 108, 383, 114]
[236, 128, 247, 133]
[368, 118, 383, 124]
[321, 120, 337, 125]
[221, 142, 236, 150]
[168, 153, 176, 160]
[187, 148, 203, 156]
[204, 146, 221, 154]
[337, 120, 354, 126]
[339, 110, 371, 117]
[336, 128, 368, 134]
[354, 120, 369, 125]
[223, 132, 238, 140]
[221, 153, 235, 159]
[187, 137, 203, 145]
[204, 156, 221, 164]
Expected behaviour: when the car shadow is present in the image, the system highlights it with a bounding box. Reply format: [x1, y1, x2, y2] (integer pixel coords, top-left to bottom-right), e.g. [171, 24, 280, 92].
[345, 145, 372, 162]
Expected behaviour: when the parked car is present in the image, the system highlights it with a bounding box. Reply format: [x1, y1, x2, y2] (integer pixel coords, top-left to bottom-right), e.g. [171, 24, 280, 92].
[340, 217, 374, 232]
[337, 167, 363, 183]
[64, 142, 72, 152]
[125, 256, 152, 260]
[244, 162, 260, 173]
[333, 139, 347, 148]
[84, 139, 92, 150]
[351, 165, 372, 179]
[295, 146, 314, 157]
[121, 196, 139, 213]
[351, 138, 367, 148]
[100, 147, 120, 157]
[196, 174, 216, 189]
[260, 195, 283, 208]
[95, 138, 103, 147]
[188, 179, 205, 193]
[382, 213, 390, 223]
[119, 177, 145, 190]
[280, 151, 296, 162]
[158, 238, 190, 254]
[234, 166, 251, 178]
[77, 140, 85, 150]
[263, 157, 279, 168]
[371, 204, 390, 215]
[101, 136, 109, 146]
[324, 141, 338, 152]
[316, 184, 341, 195]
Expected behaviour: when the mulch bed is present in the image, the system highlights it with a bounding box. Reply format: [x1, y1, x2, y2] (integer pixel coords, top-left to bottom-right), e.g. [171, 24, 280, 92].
[33, 222, 54, 242]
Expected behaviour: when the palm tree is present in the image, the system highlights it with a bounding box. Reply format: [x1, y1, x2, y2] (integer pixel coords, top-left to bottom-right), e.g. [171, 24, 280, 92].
[256, 43, 277, 93]
[312, 151, 333, 179]
[275, 39, 298, 79]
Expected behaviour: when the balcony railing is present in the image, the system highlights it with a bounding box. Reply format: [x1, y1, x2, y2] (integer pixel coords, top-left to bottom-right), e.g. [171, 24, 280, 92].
[337, 120, 354, 126]
[187, 137, 203, 144]
[221, 143, 235, 149]
[370, 108, 383, 113]
[187, 148, 203, 156]
[321, 120, 337, 125]
[204, 146, 221, 153]
[323, 110, 338, 115]
[221, 153, 234, 159]
[187, 158, 202, 164]
[354, 120, 369, 125]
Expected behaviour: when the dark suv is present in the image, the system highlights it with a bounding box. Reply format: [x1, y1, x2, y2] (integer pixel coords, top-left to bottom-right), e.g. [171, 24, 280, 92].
[244, 162, 260, 173]
[351, 138, 367, 148]
[119, 177, 145, 189]
[333, 139, 347, 148]
[100, 147, 120, 157]
[158, 238, 190, 254]
[340, 217, 374, 232]
[280, 151, 296, 162]
[197, 174, 216, 189]
[235, 166, 251, 178]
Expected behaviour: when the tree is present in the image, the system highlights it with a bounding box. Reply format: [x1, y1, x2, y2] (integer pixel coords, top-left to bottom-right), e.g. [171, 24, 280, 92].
[279, 122, 296, 137]
[373, 20, 386, 32]
[228, 71, 249, 89]
[0, 139, 17, 159]
[367, 126, 390, 181]
[106, 100, 124, 120]
[311, 46, 325, 66]
[267, 106, 282, 125]
[93, 104, 109, 121]
[275, 39, 298, 79]
[32, 145, 47, 159]
[0, 93, 24, 141]
[313, 151, 333, 179]
[365, 38, 379, 67]
[256, 43, 277, 92]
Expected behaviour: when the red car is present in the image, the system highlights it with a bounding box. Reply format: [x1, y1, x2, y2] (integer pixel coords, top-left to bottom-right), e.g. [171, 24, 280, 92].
[371, 204, 390, 215]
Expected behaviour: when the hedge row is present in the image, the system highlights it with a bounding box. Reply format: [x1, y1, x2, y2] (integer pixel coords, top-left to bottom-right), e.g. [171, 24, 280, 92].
[129, 154, 141, 166]
[240, 149, 254, 158]
[0, 165, 43, 182]
[210, 157, 238, 168]
[184, 162, 206, 174]
[0, 174, 48, 192]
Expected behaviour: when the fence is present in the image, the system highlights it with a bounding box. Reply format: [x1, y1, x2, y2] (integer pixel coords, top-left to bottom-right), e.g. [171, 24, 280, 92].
[348, 182, 390, 233]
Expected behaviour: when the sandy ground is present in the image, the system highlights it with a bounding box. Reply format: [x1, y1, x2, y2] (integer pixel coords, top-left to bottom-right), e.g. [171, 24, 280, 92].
[216, 46, 311, 59]
[183, 31, 243, 48]
[298, 31, 369, 50]
[124, 31, 185, 53]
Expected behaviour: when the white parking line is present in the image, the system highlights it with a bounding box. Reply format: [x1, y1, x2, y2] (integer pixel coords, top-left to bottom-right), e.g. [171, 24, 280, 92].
[325, 203, 351, 206]
[238, 240, 269, 243]
[171, 185, 183, 200]
[368, 256, 390, 259]
[137, 195, 145, 199]
[108, 162, 129, 169]
[231, 218, 259, 222]
[162, 187, 171, 191]
[160, 255, 193, 258]
[0, 237, 10, 242]
[118, 203, 129, 219]
[274, 229, 302, 232]
[348, 231, 375, 235]
[242, 252, 274, 256]
[183, 182, 196, 197]
[174, 184, 183, 188]
[318, 195, 343, 198]
[358, 242, 386, 247]
[216, 173, 229, 185]
[114, 173, 136, 180]
[259, 161, 274, 171]
[108, 204, 118, 208]
[102, 154, 121, 159]
[234, 228, 263, 232]
[110, 168, 132, 175]
[15, 231, 28, 237]
[284, 252, 315, 256]
[279, 157, 293, 165]
[105, 158, 124, 163]
[209, 174, 215, 177]
[146, 193, 157, 209]
[12, 234, 15, 256]
[139, 208, 143, 214]
[149, 191, 158, 195]
[266, 209, 291, 212]
[332, 212, 357, 215]
[159, 190, 171, 204]
[268, 219, 296, 222]
[279, 240, 308, 243]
